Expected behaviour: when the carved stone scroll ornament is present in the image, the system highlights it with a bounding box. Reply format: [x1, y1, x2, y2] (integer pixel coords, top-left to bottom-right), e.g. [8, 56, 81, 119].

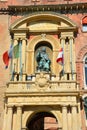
[32, 72, 50, 90]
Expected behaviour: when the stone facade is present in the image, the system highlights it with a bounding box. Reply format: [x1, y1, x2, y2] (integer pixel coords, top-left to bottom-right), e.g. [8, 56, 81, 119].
[0, 0, 87, 130]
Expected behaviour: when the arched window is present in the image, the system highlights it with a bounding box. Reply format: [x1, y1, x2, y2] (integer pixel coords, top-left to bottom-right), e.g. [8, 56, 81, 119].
[83, 55, 87, 88]
[82, 16, 87, 32]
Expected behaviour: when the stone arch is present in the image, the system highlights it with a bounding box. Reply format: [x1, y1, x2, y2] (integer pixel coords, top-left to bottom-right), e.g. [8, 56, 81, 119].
[23, 108, 62, 130]
[82, 15, 87, 24]
[76, 45, 87, 62]
[76, 45, 87, 64]
[27, 112, 57, 130]
[10, 12, 77, 29]
[27, 35, 59, 51]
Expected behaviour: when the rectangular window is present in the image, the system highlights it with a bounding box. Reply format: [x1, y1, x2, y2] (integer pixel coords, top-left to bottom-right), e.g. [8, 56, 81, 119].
[82, 25, 87, 32]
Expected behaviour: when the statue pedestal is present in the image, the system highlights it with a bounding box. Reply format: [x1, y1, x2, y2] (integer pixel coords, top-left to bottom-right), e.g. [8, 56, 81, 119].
[35, 72, 56, 81]
[35, 72, 51, 80]
[27, 72, 57, 81]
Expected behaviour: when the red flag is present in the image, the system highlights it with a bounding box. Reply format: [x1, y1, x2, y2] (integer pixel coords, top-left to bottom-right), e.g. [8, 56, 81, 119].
[56, 48, 64, 65]
[3, 51, 10, 68]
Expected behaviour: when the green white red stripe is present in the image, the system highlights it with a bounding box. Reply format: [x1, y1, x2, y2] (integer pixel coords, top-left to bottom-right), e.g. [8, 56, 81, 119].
[56, 48, 64, 65]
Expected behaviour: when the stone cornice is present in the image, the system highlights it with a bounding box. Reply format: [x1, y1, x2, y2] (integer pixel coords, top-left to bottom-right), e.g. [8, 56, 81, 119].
[5, 91, 80, 97]
[10, 27, 77, 35]
[0, 2, 87, 15]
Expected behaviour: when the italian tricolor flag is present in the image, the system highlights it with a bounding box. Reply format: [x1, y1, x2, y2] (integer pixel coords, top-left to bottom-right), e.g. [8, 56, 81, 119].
[56, 48, 64, 65]
[3, 44, 20, 69]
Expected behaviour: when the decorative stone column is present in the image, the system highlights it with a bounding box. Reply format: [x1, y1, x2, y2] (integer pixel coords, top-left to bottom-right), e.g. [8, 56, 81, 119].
[14, 39, 19, 73]
[10, 38, 14, 81]
[60, 37, 66, 79]
[64, 37, 70, 75]
[11, 39, 18, 81]
[22, 39, 27, 81]
[6, 105, 13, 130]
[69, 37, 74, 80]
[62, 105, 68, 130]
[19, 39, 22, 81]
[72, 105, 78, 130]
[16, 106, 22, 130]
[2, 105, 7, 130]
[67, 105, 72, 130]
[61, 37, 65, 48]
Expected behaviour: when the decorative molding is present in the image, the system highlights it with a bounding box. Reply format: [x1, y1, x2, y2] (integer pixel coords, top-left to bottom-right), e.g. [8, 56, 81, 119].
[31, 72, 50, 90]
[76, 45, 87, 62]
[0, 2, 87, 15]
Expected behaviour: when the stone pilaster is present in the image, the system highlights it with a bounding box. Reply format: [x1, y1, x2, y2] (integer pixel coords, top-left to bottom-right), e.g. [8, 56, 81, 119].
[69, 37, 74, 80]
[67, 105, 72, 130]
[2, 105, 7, 130]
[60, 37, 66, 79]
[19, 39, 22, 81]
[16, 106, 22, 130]
[6, 105, 13, 130]
[14, 39, 19, 74]
[22, 39, 27, 81]
[62, 105, 68, 130]
[11, 39, 18, 81]
[72, 105, 78, 130]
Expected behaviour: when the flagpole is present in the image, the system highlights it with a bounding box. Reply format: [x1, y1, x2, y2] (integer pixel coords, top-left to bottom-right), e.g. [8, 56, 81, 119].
[10, 37, 14, 81]
[10, 49, 13, 80]
[61, 38, 65, 75]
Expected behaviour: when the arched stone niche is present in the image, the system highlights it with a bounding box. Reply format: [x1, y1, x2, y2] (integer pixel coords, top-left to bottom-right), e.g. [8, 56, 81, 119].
[26, 34, 60, 74]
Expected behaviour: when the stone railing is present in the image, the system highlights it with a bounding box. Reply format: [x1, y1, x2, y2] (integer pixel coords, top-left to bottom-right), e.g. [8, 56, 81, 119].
[10, 71, 77, 82]
[6, 72, 79, 93]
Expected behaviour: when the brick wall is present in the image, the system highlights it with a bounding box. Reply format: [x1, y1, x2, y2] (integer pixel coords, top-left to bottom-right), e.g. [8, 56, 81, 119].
[0, 15, 10, 130]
